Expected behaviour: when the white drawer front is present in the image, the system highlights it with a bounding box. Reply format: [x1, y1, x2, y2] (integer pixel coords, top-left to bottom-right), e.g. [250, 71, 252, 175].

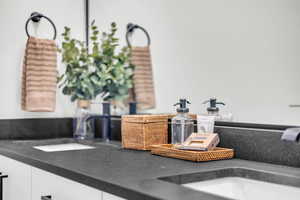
[103, 192, 126, 200]
[0, 155, 31, 200]
[31, 167, 102, 200]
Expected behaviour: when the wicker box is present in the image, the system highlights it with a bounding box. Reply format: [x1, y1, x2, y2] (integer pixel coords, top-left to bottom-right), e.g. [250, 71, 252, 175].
[122, 115, 169, 150]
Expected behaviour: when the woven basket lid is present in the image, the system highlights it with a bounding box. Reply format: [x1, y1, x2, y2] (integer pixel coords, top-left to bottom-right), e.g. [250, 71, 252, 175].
[122, 114, 170, 123]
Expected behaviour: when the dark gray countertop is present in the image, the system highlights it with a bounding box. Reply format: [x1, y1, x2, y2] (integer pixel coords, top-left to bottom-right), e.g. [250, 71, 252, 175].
[0, 138, 299, 200]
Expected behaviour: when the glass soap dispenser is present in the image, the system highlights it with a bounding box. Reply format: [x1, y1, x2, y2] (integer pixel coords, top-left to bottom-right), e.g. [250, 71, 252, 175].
[203, 98, 233, 121]
[171, 99, 194, 145]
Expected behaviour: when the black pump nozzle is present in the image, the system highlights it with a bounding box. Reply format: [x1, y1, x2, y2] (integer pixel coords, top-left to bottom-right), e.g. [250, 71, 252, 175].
[203, 98, 225, 113]
[174, 99, 191, 113]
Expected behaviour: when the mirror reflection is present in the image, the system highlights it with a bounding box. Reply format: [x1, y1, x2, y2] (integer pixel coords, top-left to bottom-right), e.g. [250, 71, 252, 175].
[89, 0, 300, 125]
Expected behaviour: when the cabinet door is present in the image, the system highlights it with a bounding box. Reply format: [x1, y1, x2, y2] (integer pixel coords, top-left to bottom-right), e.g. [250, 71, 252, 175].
[103, 192, 126, 200]
[32, 167, 102, 200]
[0, 155, 31, 200]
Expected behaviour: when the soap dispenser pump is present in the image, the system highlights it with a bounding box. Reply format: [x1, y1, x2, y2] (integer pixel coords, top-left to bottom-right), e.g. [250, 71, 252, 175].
[171, 99, 194, 145]
[203, 98, 233, 121]
[203, 98, 225, 115]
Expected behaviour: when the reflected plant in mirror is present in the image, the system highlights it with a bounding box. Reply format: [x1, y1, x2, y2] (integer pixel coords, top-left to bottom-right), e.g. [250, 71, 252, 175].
[58, 21, 134, 139]
[58, 22, 134, 103]
[89, 21, 134, 113]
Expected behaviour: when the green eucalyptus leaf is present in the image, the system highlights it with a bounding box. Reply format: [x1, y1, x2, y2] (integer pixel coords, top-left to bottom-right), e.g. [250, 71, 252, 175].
[59, 21, 134, 103]
[91, 36, 97, 41]
[62, 86, 72, 95]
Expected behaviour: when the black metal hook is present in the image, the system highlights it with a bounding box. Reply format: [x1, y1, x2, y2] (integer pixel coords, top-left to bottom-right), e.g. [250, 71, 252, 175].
[126, 23, 151, 47]
[25, 12, 57, 40]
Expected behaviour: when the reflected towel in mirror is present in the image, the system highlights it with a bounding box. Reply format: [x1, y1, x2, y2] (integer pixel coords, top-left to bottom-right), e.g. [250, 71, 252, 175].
[130, 46, 156, 110]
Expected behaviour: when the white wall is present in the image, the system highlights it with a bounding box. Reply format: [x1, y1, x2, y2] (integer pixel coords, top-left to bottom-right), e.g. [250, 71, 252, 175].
[0, 0, 86, 119]
[90, 0, 300, 125]
[1, 0, 299, 125]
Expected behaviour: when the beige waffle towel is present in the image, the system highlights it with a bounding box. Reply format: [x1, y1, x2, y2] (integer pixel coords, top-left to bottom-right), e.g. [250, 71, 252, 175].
[130, 46, 156, 110]
[21, 37, 57, 112]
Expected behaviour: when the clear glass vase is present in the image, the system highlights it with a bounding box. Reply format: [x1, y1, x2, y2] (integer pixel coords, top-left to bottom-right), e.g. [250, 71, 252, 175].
[73, 100, 94, 140]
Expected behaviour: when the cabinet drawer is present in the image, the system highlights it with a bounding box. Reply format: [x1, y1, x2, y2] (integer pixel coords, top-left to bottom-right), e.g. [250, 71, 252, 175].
[0, 155, 31, 200]
[31, 167, 102, 200]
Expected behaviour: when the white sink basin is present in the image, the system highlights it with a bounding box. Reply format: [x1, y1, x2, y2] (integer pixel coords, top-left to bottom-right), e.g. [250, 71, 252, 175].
[33, 143, 95, 152]
[183, 177, 300, 200]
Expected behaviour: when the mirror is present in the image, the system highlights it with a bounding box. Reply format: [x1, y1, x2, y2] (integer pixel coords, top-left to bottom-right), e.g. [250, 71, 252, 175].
[89, 0, 300, 125]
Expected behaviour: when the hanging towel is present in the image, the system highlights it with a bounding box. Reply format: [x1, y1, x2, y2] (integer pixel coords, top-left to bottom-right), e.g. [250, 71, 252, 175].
[21, 37, 57, 112]
[130, 46, 156, 110]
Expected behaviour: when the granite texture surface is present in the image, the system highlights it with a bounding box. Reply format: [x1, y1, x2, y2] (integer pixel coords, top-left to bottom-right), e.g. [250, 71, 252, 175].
[216, 126, 300, 167]
[0, 139, 299, 200]
[0, 118, 73, 139]
[0, 118, 121, 140]
[1, 118, 300, 167]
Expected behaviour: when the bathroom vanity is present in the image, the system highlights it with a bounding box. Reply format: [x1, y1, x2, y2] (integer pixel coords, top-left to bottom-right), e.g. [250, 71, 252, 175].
[1, 0, 300, 199]
[0, 154, 106, 200]
[0, 139, 124, 200]
[0, 130, 299, 200]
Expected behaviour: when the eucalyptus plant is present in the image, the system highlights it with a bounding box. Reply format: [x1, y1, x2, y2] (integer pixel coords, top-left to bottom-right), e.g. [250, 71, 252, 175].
[90, 21, 134, 102]
[58, 22, 134, 103]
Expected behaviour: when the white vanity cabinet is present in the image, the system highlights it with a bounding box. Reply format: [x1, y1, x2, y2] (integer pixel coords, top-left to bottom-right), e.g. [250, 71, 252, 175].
[103, 192, 126, 200]
[0, 155, 31, 200]
[0, 154, 126, 200]
[31, 167, 102, 200]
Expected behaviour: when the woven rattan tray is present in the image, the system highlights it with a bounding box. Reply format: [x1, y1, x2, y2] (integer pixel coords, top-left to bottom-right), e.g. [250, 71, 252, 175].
[150, 144, 234, 162]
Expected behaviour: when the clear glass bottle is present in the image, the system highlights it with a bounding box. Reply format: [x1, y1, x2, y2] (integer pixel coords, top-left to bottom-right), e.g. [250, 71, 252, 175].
[171, 99, 194, 145]
[74, 100, 94, 140]
[203, 98, 233, 122]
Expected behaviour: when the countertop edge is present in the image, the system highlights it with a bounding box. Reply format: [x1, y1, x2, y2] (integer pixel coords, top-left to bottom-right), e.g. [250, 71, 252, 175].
[0, 147, 163, 200]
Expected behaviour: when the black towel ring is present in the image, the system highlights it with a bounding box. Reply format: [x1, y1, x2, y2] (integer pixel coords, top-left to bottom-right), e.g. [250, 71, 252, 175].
[25, 12, 57, 40]
[126, 23, 151, 47]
